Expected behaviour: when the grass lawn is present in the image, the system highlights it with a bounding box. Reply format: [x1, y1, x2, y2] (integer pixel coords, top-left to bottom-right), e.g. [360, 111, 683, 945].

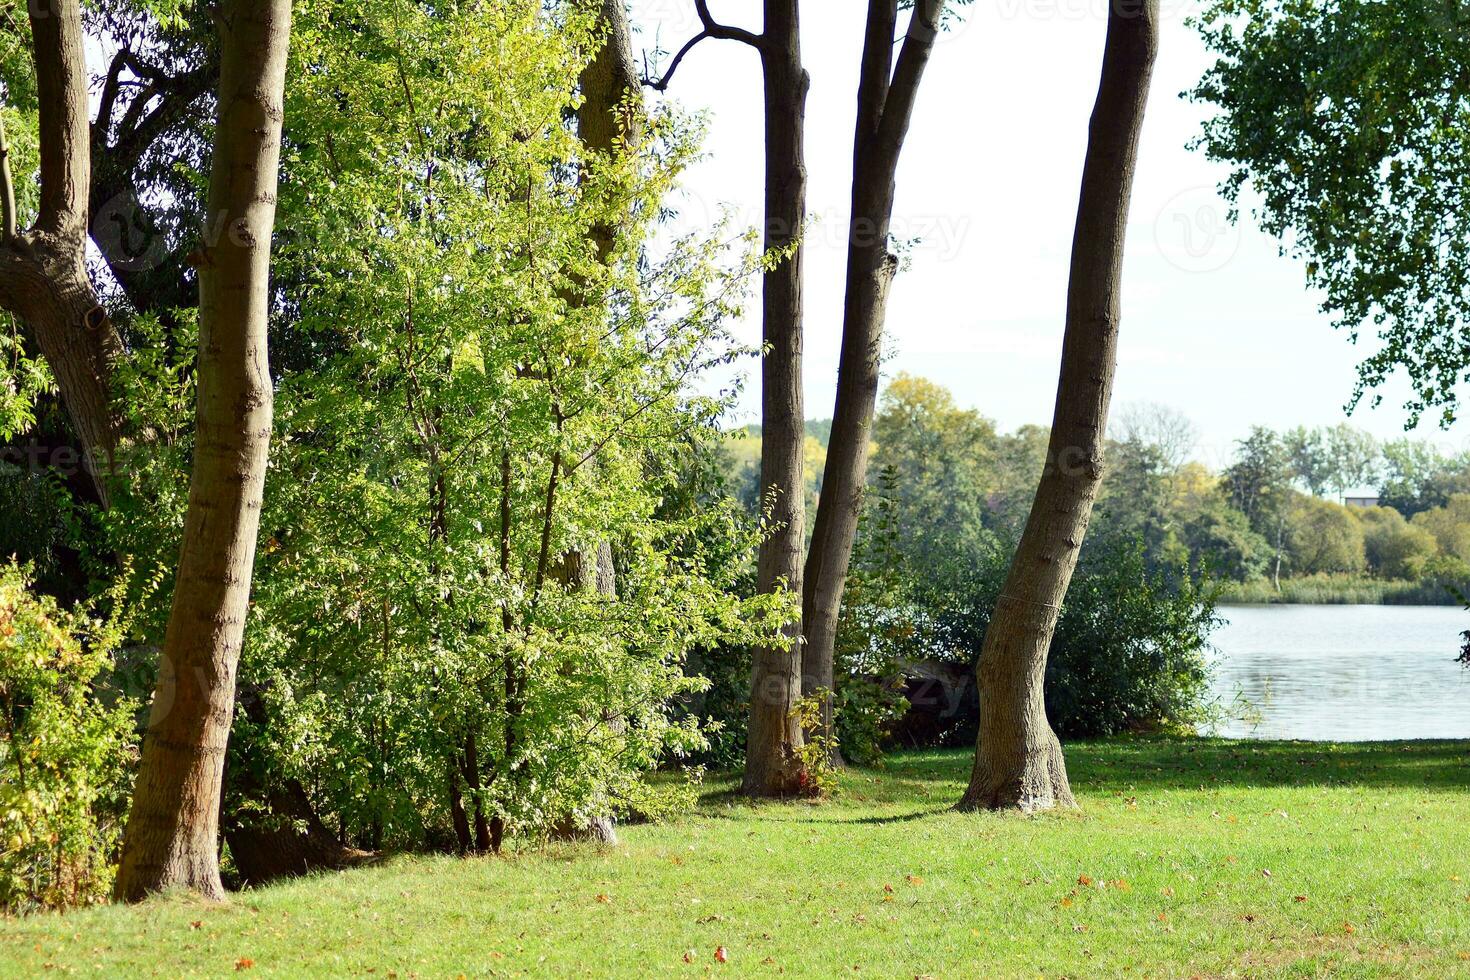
[3, 739, 1469, 978]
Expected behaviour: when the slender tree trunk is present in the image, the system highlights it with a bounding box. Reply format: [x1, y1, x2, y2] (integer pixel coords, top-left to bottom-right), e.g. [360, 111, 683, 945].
[802, 0, 942, 759]
[113, 0, 293, 901]
[957, 0, 1158, 813]
[742, 0, 811, 798]
[0, 0, 124, 506]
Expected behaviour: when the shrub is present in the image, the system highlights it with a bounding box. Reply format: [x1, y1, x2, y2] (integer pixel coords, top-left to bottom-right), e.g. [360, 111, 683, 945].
[0, 563, 135, 912]
[1360, 507, 1438, 579]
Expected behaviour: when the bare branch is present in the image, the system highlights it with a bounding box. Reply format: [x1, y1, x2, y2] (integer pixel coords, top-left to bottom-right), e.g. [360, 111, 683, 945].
[644, 0, 763, 92]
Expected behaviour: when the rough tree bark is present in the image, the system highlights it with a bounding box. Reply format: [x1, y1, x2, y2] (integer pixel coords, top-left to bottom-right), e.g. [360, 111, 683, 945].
[956, 0, 1159, 813]
[647, 1, 810, 797]
[113, 0, 293, 901]
[802, 0, 943, 759]
[0, 0, 125, 506]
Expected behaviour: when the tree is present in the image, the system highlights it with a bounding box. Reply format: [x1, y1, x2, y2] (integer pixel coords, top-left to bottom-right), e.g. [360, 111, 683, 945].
[0, 0, 126, 504]
[1323, 424, 1380, 498]
[651, 0, 811, 796]
[802, 0, 948, 759]
[957, 0, 1159, 813]
[1412, 494, 1470, 563]
[1283, 426, 1331, 498]
[1224, 426, 1294, 588]
[113, 0, 293, 902]
[1192, 0, 1470, 425]
[1359, 507, 1437, 580]
[1111, 401, 1197, 471]
[1285, 496, 1365, 575]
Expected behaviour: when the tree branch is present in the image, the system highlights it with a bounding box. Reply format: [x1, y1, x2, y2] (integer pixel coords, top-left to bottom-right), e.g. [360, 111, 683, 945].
[644, 0, 763, 91]
[875, 0, 944, 162]
[0, 115, 16, 242]
[29, 0, 91, 238]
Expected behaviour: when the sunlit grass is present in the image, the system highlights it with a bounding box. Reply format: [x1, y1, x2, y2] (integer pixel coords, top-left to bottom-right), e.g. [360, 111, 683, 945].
[3, 739, 1468, 977]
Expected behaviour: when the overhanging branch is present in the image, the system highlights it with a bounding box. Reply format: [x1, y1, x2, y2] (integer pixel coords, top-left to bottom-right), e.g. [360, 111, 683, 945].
[643, 0, 763, 92]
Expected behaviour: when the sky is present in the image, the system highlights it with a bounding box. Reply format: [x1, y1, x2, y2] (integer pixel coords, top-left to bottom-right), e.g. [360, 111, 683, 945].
[628, 0, 1470, 471]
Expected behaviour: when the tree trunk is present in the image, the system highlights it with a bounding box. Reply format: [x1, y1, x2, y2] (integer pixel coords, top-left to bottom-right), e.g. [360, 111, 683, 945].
[0, 0, 124, 506]
[957, 0, 1158, 814]
[113, 0, 292, 901]
[802, 0, 942, 760]
[224, 777, 373, 887]
[742, 0, 811, 798]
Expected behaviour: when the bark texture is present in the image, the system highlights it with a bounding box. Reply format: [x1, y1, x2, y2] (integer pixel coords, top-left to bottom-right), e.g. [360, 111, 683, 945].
[114, 0, 293, 901]
[646, 0, 811, 798]
[957, 0, 1159, 813]
[802, 0, 942, 756]
[742, 0, 812, 798]
[0, 0, 124, 505]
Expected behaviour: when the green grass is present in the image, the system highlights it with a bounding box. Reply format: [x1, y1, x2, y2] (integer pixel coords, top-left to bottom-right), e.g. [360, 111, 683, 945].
[1219, 574, 1462, 605]
[4, 739, 1470, 978]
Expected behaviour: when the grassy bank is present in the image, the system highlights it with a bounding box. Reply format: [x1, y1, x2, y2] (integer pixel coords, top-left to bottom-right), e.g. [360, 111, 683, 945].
[1219, 573, 1464, 605]
[3, 739, 1468, 978]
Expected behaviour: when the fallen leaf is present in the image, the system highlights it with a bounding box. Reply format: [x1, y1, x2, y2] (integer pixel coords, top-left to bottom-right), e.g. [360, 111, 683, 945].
[1344, 922, 1356, 935]
[1077, 875, 1094, 887]
[1113, 879, 1132, 892]
[595, 894, 610, 903]
[905, 875, 923, 887]
[683, 950, 695, 964]
[1059, 897, 1074, 908]
[190, 921, 202, 930]
[1261, 869, 1272, 878]
[1293, 895, 1308, 903]
[1161, 887, 1175, 897]
[883, 884, 894, 894]
[715, 946, 728, 964]
[234, 959, 254, 972]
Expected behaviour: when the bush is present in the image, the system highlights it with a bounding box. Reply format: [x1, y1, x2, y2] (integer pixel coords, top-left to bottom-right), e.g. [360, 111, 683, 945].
[0, 563, 136, 912]
[1360, 507, 1438, 579]
[843, 509, 1221, 745]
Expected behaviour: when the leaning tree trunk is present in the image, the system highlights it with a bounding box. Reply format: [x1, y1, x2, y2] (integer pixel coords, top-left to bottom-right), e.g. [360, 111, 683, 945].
[742, 0, 811, 798]
[957, 0, 1158, 813]
[0, 0, 125, 507]
[113, 0, 293, 901]
[802, 0, 943, 760]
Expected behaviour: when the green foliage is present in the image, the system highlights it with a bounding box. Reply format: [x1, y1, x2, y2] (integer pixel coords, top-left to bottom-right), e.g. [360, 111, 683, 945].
[0, 563, 136, 913]
[1192, 0, 1470, 424]
[839, 390, 1222, 742]
[1284, 496, 1366, 576]
[1359, 506, 1438, 580]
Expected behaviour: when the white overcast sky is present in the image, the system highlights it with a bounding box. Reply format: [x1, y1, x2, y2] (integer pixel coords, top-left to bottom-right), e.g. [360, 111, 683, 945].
[628, 0, 1470, 469]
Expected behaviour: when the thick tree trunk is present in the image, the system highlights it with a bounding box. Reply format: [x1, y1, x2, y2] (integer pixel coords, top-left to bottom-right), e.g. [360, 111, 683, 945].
[0, 0, 124, 506]
[957, 0, 1158, 813]
[113, 0, 292, 901]
[802, 0, 942, 759]
[742, 0, 811, 798]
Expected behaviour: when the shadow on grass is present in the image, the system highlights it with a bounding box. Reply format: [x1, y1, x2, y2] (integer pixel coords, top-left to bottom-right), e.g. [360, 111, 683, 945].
[874, 738, 1470, 794]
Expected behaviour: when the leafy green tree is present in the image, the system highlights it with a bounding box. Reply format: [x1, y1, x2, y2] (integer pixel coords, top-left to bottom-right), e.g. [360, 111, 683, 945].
[1285, 496, 1366, 575]
[1193, 0, 1470, 424]
[1224, 426, 1295, 586]
[1358, 507, 1438, 580]
[1412, 494, 1470, 563]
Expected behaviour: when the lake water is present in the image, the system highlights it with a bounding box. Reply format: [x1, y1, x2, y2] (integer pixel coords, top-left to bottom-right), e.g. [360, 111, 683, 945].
[1205, 604, 1470, 741]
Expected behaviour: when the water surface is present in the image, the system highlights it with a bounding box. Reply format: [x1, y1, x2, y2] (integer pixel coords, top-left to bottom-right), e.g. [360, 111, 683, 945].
[1206, 604, 1470, 741]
